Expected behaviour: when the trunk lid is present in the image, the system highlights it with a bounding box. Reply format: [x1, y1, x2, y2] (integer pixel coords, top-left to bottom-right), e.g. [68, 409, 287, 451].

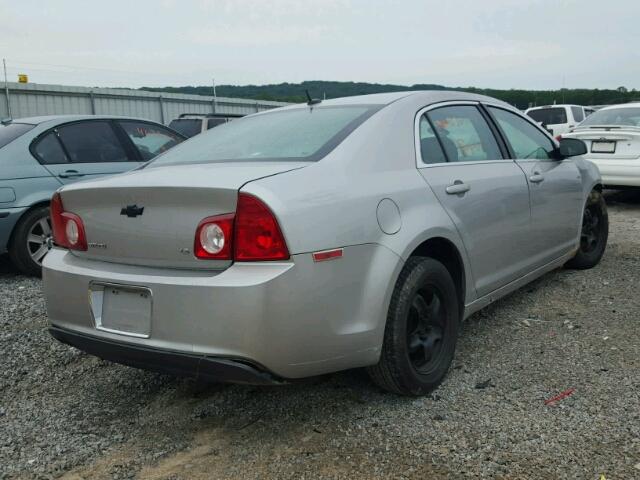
[59, 161, 306, 269]
[567, 126, 640, 160]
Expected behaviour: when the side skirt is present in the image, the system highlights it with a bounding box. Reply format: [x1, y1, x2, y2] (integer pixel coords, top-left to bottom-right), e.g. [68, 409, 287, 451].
[462, 249, 576, 320]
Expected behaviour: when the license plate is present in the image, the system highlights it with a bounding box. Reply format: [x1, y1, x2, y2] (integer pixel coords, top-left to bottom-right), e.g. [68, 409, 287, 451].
[591, 141, 616, 153]
[90, 283, 152, 337]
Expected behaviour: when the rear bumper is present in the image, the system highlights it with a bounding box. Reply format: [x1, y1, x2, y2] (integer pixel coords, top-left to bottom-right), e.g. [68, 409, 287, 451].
[588, 160, 640, 187]
[43, 245, 401, 379]
[49, 325, 281, 385]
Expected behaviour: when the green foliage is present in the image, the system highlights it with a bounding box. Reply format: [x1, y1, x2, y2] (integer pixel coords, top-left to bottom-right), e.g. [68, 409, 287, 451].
[140, 81, 640, 109]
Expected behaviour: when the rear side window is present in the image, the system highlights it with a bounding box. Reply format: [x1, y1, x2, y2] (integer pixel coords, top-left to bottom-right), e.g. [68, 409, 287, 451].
[426, 105, 502, 162]
[151, 105, 380, 166]
[490, 107, 554, 160]
[571, 106, 584, 123]
[0, 123, 35, 149]
[168, 119, 202, 137]
[33, 133, 69, 164]
[418, 116, 447, 164]
[526, 107, 568, 125]
[119, 121, 182, 160]
[57, 121, 129, 163]
[207, 118, 227, 129]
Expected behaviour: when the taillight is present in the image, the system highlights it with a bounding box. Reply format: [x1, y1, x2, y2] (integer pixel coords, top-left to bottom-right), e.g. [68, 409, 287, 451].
[194, 214, 234, 259]
[555, 134, 563, 141]
[234, 193, 289, 261]
[50, 192, 87, 251]
[194, 193, 289, 262]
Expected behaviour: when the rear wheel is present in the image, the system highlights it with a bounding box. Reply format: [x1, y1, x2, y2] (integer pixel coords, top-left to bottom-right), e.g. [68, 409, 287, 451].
[368, 257, 460, 396]
[8, 206, 52, 276]
[565, 190, 608, 270]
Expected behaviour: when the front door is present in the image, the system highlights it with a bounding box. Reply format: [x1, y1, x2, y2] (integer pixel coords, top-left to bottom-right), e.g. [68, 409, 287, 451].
[487, 106, 583, 267]
[417, 104, 532, 298]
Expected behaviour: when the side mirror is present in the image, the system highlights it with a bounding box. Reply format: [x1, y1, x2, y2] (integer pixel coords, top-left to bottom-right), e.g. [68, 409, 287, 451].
[557, 138, 587, 158]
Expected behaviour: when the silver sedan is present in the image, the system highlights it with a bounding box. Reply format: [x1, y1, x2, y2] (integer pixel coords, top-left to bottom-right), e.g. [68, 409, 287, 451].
[43, 91, 607, 395]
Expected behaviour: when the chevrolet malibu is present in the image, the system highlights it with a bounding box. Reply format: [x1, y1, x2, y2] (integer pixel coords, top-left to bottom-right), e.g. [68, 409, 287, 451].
[43, 91, 608, 395]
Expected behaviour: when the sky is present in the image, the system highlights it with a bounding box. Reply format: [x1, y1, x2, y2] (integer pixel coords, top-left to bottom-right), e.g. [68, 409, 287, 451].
[1, 0, 639, 90]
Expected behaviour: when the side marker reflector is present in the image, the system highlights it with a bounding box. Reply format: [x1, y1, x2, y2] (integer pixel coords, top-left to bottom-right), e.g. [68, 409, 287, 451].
[312, 248, 343, 262]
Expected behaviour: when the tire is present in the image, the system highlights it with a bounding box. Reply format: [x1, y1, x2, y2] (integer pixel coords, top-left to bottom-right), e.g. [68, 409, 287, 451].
[565, 190, 608, 270]
[367, 257, 460, 396]
[8, 205, 52, 276]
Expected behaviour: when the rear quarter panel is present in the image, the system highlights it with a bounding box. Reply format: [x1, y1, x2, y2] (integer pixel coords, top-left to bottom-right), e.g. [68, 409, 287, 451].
[244, 95, 475, 306]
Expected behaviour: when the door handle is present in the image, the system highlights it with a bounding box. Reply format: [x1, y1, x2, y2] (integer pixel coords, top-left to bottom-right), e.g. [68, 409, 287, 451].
[529, 173, 544, 183]
[59, 170, 85, 179]
[445, 181, 470, 195]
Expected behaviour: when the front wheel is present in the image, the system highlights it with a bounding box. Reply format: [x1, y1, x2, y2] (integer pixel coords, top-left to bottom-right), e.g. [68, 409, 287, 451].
[8, 206, 53, 276]
[367, 257, 460, 396]
[565, 190, 608, 270]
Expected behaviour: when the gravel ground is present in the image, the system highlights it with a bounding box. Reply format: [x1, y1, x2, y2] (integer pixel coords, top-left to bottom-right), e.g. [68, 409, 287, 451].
[1, 191, 639, 480]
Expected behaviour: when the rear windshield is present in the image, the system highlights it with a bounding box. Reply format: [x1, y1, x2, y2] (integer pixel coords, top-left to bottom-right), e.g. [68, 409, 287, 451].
[579, 107, 640, 127]
[0, 123, 35, 149]
[526, 108, 568, 125]
[168, 119, 202, 138]
[150, 105, 379, 166]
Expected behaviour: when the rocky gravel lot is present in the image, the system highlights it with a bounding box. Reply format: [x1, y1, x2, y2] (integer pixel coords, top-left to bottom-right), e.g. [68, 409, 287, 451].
[1, 191, 639, 480]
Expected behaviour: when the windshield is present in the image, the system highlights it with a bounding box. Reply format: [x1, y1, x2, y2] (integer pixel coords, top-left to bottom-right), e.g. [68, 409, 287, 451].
[151, 105, 379, 166]
[579, 107, 640, 127]
[168, 119, 202, 138]
[0, 123, 36, 149]
[526, 108, 567, 125]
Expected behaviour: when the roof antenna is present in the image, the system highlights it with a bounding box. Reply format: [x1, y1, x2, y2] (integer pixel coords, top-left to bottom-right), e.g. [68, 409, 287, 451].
[305, 89, 322, 106]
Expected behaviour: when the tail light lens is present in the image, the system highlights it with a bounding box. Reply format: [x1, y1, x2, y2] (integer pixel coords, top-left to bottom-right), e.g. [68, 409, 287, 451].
[51, 192, 87, 251]
[194, 214, 234, 259]
[234, 193, 289, 261]
[194, 193, 289, 262]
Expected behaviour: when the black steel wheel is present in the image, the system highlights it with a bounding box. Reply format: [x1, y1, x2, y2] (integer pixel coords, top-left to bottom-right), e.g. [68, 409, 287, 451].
[368, 257, 460, 396]
[566, 190, 608, 270]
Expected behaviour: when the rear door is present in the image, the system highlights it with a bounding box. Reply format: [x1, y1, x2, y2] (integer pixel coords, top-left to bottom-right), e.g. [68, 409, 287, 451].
[35, 120, 141, 184]
[417, 103, 532, 297]
[487, 106, 583, 266]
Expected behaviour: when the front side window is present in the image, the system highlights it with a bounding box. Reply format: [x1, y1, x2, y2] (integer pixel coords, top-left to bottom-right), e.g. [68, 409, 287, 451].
[571, 106, 584, 123]
[426, 105, 502, 162]
[0, 123, 35, 149]
[119, 121, 182, 160]
[490, 107, 555, 160]
[526, 107, 568, 125]
[151, 105, 379, 167]
[57, 121, 129, 163]
[33, 133, 68, 165]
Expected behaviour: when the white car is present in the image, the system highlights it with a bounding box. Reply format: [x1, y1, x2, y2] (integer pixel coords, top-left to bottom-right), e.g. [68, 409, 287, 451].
[525, 105, 595, 137]
[563, 103, 640, 188]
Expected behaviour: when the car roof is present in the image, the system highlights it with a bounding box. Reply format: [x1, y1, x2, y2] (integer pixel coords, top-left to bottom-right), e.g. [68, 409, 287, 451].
[259, 91, 513, 114]
[8, 114, 160, 126]
[526, 104, 582, 111]
[598, 102, 640, 111]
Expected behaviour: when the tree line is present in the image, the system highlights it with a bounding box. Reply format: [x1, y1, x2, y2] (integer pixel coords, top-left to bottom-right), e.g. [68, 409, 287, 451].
[141, 81, 639, 109]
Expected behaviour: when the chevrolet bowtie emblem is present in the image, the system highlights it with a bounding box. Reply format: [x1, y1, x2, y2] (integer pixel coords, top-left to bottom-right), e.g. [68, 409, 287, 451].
[120, 204, 144, 218]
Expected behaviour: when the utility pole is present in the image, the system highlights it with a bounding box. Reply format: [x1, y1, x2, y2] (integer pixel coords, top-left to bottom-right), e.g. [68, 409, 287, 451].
[212, 78, 217, 113]
[3, 58, 11, 119]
